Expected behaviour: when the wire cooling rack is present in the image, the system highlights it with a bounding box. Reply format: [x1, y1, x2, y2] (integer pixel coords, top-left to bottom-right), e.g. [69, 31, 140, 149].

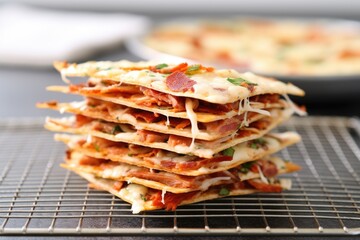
[0, 117, 359, 236]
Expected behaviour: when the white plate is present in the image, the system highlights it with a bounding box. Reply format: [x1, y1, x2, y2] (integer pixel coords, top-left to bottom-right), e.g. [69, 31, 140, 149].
[125, 17, 360, 102]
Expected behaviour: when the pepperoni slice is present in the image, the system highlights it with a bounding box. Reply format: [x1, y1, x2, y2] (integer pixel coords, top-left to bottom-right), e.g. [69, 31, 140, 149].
[166, 71, 196, 92]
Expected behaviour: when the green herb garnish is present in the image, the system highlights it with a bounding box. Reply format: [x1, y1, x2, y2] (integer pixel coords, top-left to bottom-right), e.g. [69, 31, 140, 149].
[222, 147, 235, 157]
[96, 67, 114, 71]
[155, 63, 168, 69]
[239, 161, 253, 174]
[112, 125, 122, 135]
[93, 143, 100, 152]
[186, 64, 201, 74]
[227, 77, 258, 86]
[219, 187, 230, 196]
[306, 58, 324, 64]
[140, 194, 147, 201]
[248, 138, 267, 149]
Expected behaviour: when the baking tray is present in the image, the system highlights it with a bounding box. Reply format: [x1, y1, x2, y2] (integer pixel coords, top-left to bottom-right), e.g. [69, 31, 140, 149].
[0, 117, 359, 236]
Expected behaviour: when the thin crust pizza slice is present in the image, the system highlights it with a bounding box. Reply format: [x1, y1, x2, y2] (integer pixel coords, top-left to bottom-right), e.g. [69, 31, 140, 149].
[37, 98, 288, 141]
[74, 170, 293, 214]
[47, 84, 294, 122]
[53, 61, 304, 104]
[55, 132, 301, 176]
[44, 108, 293, 158]
[62, 150, 300, 194]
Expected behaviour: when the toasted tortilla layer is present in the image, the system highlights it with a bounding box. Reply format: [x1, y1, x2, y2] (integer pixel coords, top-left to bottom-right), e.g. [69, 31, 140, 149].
[73, 170, 292, 213]
[54, 61, 304, 105]
[47, 85, 289, 122]
[55, 132, 301, 176]
[63, 150, 299, 194]
[37, 99, 290, 141]
[44, 108, 292, 158]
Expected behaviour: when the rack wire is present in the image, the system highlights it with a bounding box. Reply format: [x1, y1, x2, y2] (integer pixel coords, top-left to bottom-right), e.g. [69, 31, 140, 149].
[0, 117, 359, 236]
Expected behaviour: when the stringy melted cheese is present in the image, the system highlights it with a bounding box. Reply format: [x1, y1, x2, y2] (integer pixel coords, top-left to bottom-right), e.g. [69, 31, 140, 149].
[198, 177, 231, 191]
[282, 94, 307, 116]
[119, 183, 148, 214]
[161, 189, 166, 204]
[185, 98, 199, 151]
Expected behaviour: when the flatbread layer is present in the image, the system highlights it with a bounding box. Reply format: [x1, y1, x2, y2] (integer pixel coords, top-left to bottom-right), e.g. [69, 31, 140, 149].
[54, 61, 304, 104]
[55, 131, 301, 176]
[46, 85, 289, 123]
[37, 99, 289, 141]
[44, 108, 293, 158]
[62, 150, 300, 194]
[73, 170, 292, 213]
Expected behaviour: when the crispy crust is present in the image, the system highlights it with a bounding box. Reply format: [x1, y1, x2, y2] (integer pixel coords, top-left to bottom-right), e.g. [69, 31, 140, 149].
[55, 132, 301, 176]
[44, 108, 293, 158]
[62, 149, 300, 194]
[46, 85, 288, 123]
[54, 60, 305, 105]
[73, 170, 257, 212]
[37, 100, 275, 140]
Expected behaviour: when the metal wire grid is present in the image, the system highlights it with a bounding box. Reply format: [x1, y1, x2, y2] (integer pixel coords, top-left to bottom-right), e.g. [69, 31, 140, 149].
[0, 117, 359, 236]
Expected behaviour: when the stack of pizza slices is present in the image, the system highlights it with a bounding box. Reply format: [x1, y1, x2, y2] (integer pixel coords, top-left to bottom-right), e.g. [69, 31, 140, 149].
[38, 61, 305, 213]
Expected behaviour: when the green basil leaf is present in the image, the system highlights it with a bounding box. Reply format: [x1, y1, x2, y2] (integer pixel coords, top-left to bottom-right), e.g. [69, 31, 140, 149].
[93, 143, 100, 152]
[227, 77, 258, 86]
[112, 125, 122, 135]
[155, 63, 168, 69]
[186, 64, 200, 73]
[222, 147, 235, 157]
[219, 187, 230, 196]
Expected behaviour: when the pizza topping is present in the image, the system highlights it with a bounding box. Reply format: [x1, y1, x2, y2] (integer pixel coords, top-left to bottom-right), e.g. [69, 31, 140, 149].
[140, 87, 185, 111]
[150, 190, 198, 211]
[186, 64, 201, 74]
[239, 161, 253, 174]
[219, 187, 230, 196]
[282, 94, 307, 116]
[119, 183, 148, 214]
[155, 63, 168, 69]
[248, 138, 267, 149]
[257, 160, 278, 178]
[205, 115, 244, 134]
[185, 98, 199, 150]
[166, 71, 196, 92]
[137, 129, 168, 143]
[246, 179, 282, 192]
[222, 147, 235, 157]
[168, 135, 192, 147]
[111, 125, 122, 135]
[131, 110, 160, 123]
[93, 143, 100, 152]
[227, 77, 258, 91]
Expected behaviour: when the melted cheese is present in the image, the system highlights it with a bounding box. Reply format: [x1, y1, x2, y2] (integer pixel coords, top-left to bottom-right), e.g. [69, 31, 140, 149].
[102, 165, 134, 179]
[119, 183, 148, 214]
[199, 176, 231, 191]
[70, 101, 87, 111]
[185, 98, 199, 151]
[242, 97, 271, 116]
[279, 179, 292, 190]
[115, 132, 137, 141]
[165, 113, 170, 127]
[270, 157, 286, 171]
[282, 94, 307, 116]
[86, 134, 92, 144]
[161, 189, 166, 204]
[60, 70, 71, 84]
[257, 165, 269, 184]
